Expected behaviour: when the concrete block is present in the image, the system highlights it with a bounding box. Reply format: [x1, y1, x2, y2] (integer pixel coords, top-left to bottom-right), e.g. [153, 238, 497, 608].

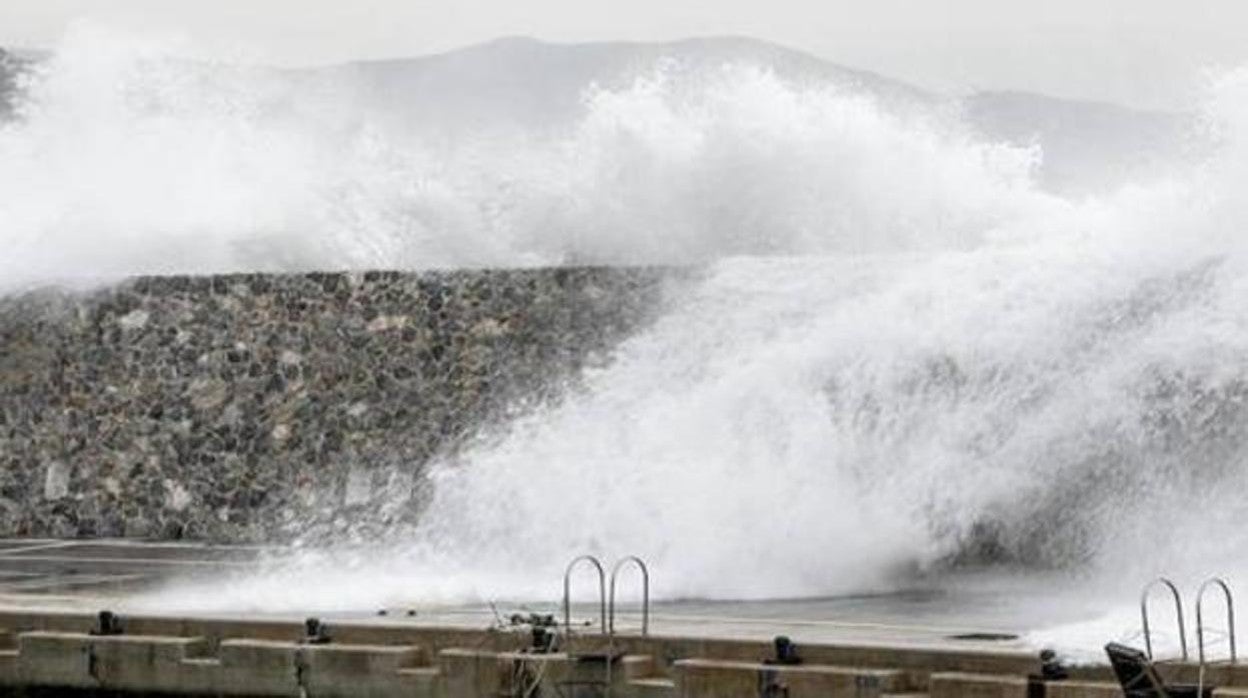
[439, 648, 621, 698]
[86, 634, 209, 693]
[440, 647, 551, 698]
[18, 631, 209, 693]
[397, 666, 442, 694]
[16, 631, 436, 697]
[217, 638, 301, 696]
[617, 653, 656, 681]
[624, 676, 677, 697]
[180, 656, 225, 692]
[16, 631, 95, 688]
[301, 643, 429, 698]
[1044, 680, 1124, 698]
[441, 647, 501, 697]
[929, 672, 1029, 698]
[675, 658, 906, 698]
[0, 649, 17, 686]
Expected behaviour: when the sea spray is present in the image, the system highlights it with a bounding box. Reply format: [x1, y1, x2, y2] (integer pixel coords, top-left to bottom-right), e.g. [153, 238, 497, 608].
[0, 25, 1046, 288]
[12, 27, 1248, 630]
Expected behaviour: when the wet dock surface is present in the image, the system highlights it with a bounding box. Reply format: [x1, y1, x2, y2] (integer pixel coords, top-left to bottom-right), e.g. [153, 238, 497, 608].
[0, 539, 263, 596]
[0, 539, 1122, 656]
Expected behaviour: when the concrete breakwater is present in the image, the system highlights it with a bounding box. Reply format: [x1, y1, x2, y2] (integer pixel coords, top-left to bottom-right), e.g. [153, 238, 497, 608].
[0, 268, 677, 542]
[0, 608, 1058, 698]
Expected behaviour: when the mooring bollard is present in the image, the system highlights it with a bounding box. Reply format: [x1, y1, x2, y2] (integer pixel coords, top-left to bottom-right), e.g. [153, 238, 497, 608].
[303, 617, 332, 645]
[90, 609, 124, 636]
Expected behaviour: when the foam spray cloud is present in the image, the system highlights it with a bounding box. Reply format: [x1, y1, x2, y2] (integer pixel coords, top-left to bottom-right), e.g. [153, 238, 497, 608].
[10, 27, 1248, 635]
[0, 24, 1048, 286]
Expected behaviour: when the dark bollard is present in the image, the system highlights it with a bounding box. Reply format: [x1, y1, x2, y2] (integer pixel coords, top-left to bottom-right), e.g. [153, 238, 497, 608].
[1026, 648, 1069, 698]
[303, 617, 331, 645]
[770, 635, 802, 665]
[1040, 649, 1069, 680]
[531, 626, 557, 652]
[760, 639, 800, 698]
[91, 610, 124, 636]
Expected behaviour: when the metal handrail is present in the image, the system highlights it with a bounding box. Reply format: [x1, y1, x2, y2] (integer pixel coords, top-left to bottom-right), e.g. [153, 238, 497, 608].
[563, 555, 607, 635]
[608, 556, 650, 636]
[1141, 577, 1188, 661]
[1197, 577, 1237, 696]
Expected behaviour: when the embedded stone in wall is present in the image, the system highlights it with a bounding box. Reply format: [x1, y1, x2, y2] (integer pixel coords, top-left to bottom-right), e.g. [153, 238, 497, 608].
[43, 463, 70, 500]
[344, 467, 372, 507]
[118, 309, 150, 331]
[164, 480, 192, 512]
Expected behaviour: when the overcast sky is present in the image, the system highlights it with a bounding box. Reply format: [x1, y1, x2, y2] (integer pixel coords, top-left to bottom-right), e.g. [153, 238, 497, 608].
[1, 0, 1244, 111]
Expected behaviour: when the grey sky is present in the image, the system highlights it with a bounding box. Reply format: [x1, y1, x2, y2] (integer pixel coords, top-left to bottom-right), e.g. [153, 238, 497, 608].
[1, 0, 1244, 111]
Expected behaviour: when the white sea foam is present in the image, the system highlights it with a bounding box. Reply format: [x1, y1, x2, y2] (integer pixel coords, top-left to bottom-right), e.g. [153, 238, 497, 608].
[0, 24, 1050, 287]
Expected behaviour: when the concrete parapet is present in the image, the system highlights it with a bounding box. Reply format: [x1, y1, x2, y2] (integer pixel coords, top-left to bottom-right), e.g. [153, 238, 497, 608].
[16, 632, 95, 689]
[217, 639, 440, 697]
[609, 633, 1040, 683]
[0, 610, 1085, 697]
[0, 609, 1039, 680]
[8, 630, 446, 697]
[216, 639, 302, 696]
[440, 648, 568, 698]
[621, 676, 677, 698]
[90, 634, 211, 693]
[302, 643, 432, 698]
[0, 649, 15, 686]
[1043, 680, 1124, 698]
[437, 647, 661, 698]
[929, 671, 1030, 698]
[616, 653, 656, 681]
[17, 631, 210, 693]
[1201, 663, 1248, 688]
[674, 658, 907, 697]
[439, 647, 503, 696]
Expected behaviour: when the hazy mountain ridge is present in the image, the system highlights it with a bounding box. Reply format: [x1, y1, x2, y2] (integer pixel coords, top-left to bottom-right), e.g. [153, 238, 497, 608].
[315, 36, 1202, 194]
[328, 36, 933, 128]
[0, 36, 1196, 193]
[965, 90, 1196, 193]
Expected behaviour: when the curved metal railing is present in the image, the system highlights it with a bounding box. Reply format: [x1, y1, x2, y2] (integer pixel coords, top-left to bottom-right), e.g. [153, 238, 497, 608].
[1197, 577, 1237, 695]
[1141, 577, 1188, 661]
[562, 555, 607, 636]
[608, 556, 650, 636]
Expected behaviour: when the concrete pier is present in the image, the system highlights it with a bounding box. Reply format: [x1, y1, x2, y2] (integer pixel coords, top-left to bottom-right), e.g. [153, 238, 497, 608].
[0, 539, 1234, 697]
[0, 609, 1050, 697]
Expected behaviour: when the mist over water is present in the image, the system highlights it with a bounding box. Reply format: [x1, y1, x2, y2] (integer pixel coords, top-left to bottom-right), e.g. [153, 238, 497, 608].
[11, 27, 1248, 652]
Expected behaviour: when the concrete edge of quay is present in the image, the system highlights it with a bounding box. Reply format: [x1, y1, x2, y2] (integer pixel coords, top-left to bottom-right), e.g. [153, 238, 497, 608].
[0, 607, 1151, 697]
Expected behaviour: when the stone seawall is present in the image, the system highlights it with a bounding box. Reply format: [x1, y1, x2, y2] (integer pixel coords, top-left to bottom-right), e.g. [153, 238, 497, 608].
[0, 268, 676, 542]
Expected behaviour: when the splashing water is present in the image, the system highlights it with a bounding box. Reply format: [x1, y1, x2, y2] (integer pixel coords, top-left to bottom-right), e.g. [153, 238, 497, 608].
[0, 25, 1049, 285]
[12, 28, 1248, 657]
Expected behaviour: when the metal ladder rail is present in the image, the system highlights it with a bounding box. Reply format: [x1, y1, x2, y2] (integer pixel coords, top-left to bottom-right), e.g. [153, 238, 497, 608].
[561, 555, 611, 697]
[1141, 577, 1189, 661]
[608, 556, 651, 637]
[1197, 577, 1237, 697]
[563, 554, 608, 636]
